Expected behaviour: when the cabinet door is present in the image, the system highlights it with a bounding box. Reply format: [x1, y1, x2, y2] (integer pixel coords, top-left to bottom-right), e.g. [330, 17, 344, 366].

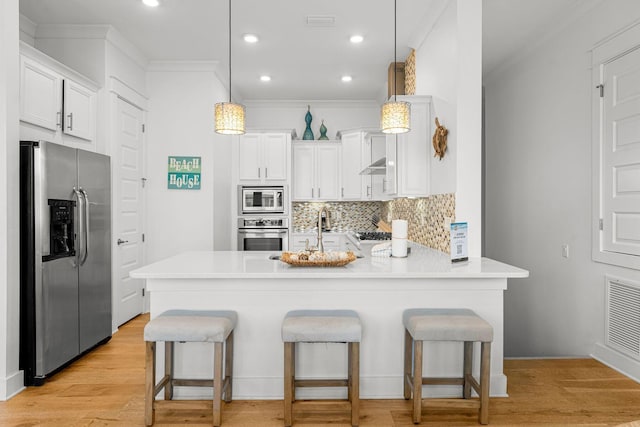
[20, 56, 61, 131]
[238, 134, 262, 181]
[370, 134, 386, 200]
[316, 144, 340, 200]
[292, 144, 315, 200]
[340, 133, 362, 199]
[63, 79, 96, 142]
[385, 134, 397, 195]
[262, 133, 288, 181]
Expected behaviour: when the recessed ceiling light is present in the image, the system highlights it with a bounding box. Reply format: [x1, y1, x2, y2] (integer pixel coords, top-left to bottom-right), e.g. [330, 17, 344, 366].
[350, 35, 364, 44]
[243, 34, 259, 43]
[142, 0, 159, 7]
[260, 75, 271, 82]
[341, 75, 353, 82]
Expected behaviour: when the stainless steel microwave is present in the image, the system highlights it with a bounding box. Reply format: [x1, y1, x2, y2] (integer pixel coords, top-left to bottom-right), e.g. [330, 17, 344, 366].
[239, 185, 286, 215]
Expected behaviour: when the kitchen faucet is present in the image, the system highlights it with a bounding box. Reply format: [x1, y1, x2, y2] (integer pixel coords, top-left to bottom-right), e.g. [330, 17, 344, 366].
[316, 207, 331, 252]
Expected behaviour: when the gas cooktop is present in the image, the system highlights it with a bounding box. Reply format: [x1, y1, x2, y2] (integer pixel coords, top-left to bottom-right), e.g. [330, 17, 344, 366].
[356, 231, 392, 241]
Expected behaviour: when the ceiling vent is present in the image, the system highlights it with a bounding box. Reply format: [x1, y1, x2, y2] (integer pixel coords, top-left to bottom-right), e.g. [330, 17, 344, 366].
[306, 15, 336, 27]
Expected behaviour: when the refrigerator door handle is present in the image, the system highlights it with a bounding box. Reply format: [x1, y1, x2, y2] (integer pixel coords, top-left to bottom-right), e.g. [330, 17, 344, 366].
[79, 188, 90, 266]
[73, 187, 85, 266]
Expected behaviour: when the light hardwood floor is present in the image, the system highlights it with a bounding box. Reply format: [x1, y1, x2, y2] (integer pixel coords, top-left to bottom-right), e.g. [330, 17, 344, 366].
[2, 314, 640, 426]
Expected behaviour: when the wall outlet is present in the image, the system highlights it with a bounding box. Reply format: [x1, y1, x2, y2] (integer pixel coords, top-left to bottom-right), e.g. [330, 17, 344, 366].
[444, 216, 452, 228]
[562, 244, 569, 258]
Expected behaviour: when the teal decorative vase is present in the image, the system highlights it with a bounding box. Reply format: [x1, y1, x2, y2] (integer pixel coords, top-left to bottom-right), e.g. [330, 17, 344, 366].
[318, 120, 329, 140]
[302, 105, 314, 140]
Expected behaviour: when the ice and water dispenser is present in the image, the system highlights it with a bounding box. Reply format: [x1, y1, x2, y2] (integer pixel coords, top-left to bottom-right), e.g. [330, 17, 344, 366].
[45, 199, 75, 261]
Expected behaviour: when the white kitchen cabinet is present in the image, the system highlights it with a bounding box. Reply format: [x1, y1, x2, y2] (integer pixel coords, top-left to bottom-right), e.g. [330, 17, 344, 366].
[340, 129, 386, 201]
[292, 142, 340, 201]
[291, 232, 343, 251]
[340, 132, 362, 200]
[20, 44, 98, 149]
[238, 132, 290, 183]
[385, 95, 431, 198]
[20, 56, 62, 132]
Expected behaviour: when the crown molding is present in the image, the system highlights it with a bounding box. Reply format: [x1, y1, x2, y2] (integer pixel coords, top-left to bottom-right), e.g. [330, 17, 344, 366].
[408, 0, 449, 50]
[34, 24, 148, 70]
[19, 14, 37, 40]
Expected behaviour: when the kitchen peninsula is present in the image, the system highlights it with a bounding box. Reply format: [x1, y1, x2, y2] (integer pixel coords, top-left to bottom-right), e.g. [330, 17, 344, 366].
[130, 245, 528, 400]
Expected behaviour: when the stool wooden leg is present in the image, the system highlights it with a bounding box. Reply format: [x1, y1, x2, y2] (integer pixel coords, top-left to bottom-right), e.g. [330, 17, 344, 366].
[463, 341, 473, 399]
[479, 342, 491, 425]
[284, 342, 294, 427]
[224, 331, 234, 403]
[145, 341, 156, 427]
[350, 342, 360, 427]
[403, 329, 412, 400]
[164, 341, 174, 400]
[291, 342, 296, 403]
[213, 342, 223, 427]
[412, 340, 423, 424]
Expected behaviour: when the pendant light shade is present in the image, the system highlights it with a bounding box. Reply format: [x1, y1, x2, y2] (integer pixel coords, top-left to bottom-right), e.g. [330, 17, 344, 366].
[215, 102, 245, 135]
[215, 0, 245, 135]
[381, 100, 410, 134]
[381, 0, 410, 134]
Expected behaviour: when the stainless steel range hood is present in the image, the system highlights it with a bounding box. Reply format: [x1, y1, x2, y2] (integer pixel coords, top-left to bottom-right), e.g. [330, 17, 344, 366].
[359, 157, 386, 175]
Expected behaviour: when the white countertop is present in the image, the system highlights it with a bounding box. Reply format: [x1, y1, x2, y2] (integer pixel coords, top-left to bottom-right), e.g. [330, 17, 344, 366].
[130, 244, 529, 280]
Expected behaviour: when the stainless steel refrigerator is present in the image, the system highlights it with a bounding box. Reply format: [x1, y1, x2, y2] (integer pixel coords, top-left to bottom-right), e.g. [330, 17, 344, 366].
[20, 140, 112, 386]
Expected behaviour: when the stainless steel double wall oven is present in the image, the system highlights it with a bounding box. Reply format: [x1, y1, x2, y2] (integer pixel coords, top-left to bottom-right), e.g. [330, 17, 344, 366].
[237, 185, 289, 251]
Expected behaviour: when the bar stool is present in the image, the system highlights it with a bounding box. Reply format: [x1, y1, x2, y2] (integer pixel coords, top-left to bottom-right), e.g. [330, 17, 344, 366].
[282, 309, 362, 427]
[403, 308, 493, 424]
[144, 310, 237, 427]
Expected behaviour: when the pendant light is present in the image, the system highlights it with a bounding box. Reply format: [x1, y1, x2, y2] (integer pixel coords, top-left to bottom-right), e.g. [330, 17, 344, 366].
[215, 0, 245, 135]
[381, 0, 410, 134]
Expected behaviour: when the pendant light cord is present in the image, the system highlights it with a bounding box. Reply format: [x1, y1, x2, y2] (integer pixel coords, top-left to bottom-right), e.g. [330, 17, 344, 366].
[393, 0, 397, 102]
[228, 0, 232, 103]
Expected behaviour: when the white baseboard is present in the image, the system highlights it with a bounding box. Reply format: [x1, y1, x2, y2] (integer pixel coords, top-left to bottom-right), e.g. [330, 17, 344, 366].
[0, 370, 25, 401]
[592, 343, 640, 384]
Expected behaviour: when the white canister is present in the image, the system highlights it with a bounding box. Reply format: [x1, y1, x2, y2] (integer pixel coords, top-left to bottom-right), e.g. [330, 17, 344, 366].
[392, 237, 408, 257]
[392, 219, 408, 239]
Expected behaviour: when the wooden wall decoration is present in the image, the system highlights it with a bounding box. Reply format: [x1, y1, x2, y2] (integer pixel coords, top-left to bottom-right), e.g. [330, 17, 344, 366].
[404, 49, 416, 95]
[432, 117, 448, 160]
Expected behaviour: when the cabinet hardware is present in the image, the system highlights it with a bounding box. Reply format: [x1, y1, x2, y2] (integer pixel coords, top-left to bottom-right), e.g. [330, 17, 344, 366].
[599, 218, 603, 230]
[258, 168, 260, 178]
[141, 177, 147, 188]
[312, 188, 314, 198]
[341, 188, 344, 198]
[318, 188, 321, 198]
[596, 84, 604, 98]
[117, 238, 129, 245]
[67, 112, 73, 131]
[367, 185, 371, 197]
[265, 168, 268, 178]
[56, 111, 62, 128]
[382, 179, 387, 193]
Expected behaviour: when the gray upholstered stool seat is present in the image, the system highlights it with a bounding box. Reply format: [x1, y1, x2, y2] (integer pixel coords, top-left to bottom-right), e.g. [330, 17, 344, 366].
[282, 309, 362, 342]
[282, 309, 361, 427]
[144, 310, 236, 427]
[403, 308, 493, 425]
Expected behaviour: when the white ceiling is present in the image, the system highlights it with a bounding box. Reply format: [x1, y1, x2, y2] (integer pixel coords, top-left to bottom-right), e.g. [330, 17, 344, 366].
[19, 0, 584, 101]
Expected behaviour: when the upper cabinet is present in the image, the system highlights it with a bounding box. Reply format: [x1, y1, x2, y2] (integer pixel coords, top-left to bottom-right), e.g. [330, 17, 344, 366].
[386, 96, 432, 198]
[19, 44, 98, 150]
[292, 141, 340, 201]
[339, 129, 387, 201]
[237, 132, 292, 183]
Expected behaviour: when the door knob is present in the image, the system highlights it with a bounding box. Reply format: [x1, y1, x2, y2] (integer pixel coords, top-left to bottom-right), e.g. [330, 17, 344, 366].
[117, 238, 129, 245]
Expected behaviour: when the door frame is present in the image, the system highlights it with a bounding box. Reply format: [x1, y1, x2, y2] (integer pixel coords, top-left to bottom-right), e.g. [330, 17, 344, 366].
[108, 76, 148, 332]
[591, 20, 640, 271]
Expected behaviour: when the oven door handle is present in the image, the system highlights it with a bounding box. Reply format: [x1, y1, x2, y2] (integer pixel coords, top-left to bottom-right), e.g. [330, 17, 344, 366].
[238, 229, 288, 237]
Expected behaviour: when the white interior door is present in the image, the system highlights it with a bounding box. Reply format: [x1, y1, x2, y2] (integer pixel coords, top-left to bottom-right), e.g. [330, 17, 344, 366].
[115, 97, 145, 325]
[602, 46, 640, 256]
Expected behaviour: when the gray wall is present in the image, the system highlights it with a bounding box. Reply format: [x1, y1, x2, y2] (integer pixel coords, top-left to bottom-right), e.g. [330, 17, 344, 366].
[484, 0, 640, 358]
